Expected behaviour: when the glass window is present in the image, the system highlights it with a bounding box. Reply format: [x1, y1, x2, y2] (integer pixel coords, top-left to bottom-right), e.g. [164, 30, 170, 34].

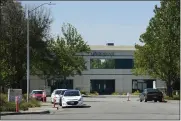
[143, 83, 147, 90]
[61, 90, 66, 95]
[90, 59, 115, 69]
[55, 90, 62, 94]
[64, 91, 80, 96]
[115, 59, 133, 69]
[132, 81, 138, 89]
[90, 58, 134, 69]
[32, 91, 43, 94]
[138, 83, 142, 90]
[147, 88, 160, 92]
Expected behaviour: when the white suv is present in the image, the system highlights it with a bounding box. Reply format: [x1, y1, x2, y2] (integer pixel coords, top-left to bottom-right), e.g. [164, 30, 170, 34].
[51, 89, 67, 104]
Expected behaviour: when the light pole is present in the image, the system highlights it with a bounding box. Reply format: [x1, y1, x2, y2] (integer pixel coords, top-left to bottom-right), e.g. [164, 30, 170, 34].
[27, 2, 55, 102]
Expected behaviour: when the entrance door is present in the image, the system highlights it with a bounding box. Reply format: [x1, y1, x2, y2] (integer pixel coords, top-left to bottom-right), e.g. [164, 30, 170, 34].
[90, 79, 115, 95]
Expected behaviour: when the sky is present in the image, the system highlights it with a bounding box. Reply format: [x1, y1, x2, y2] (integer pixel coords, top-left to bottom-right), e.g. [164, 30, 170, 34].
[21, 1, 160, 46]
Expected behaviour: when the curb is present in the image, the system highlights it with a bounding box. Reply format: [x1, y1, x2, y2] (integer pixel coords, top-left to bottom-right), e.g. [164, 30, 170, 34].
[0, 110, 50, 116]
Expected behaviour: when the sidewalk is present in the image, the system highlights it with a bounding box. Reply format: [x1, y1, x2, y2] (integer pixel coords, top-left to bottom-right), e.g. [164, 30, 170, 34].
[1, 102, 60, 116]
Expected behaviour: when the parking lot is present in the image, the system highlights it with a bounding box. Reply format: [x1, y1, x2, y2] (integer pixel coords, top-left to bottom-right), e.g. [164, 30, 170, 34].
[1, 97, 180, 120]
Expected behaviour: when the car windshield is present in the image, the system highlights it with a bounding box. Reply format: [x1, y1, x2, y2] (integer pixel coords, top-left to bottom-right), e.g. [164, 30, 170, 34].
[55, 90, 62, 94]
[147, 89, 160, 92]
[61, 90, 66, 95]
[64, 91, 80, 96]
[32, 91, 43, 94]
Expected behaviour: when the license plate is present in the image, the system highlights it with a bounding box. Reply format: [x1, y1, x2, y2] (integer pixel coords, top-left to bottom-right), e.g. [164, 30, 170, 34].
[153, 96, 157, 98]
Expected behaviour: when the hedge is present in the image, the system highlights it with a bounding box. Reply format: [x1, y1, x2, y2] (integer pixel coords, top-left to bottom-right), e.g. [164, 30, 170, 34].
[111, 92, 120, 95]
[80, 90, 89, 95]
[164, 95, 180, 100]
[132, 90, 140, 95]
[0, 93, 40, 112]
[90, 91, 99, 96]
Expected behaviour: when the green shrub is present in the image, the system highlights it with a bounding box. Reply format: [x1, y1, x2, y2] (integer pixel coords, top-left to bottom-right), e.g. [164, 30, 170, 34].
[90, 91, 99, 96]
[22, 94, 27, 100]
[29, 98, 40, 107]
[121, 92, 126, 95]
[111, 92, 120, 95]
[0, 93, 8, 105]
[19, 102, 29, 111]
[22, 93, 32, 101]
[132, 90, 140, 95]
[164, 95, 180, 100]
[0, 102, 16, 112]
[0, 95, 40, 112]
[80, 90, 89, 95]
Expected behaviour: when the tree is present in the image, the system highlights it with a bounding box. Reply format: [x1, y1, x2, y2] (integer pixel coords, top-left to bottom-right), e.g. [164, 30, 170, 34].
[46, 23, 90, 81]
[132, 0, 180, 97]
[0, 0, 53, 90]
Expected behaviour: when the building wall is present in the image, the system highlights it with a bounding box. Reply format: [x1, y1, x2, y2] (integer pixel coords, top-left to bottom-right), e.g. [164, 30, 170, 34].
[29, 75, 46, 92]
[29, 49, 166, 93]
[69, 74, 162, 93]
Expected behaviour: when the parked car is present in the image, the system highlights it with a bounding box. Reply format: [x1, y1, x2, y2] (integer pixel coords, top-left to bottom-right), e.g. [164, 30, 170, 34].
[30, 90, 46, 101]
[51, 89, 67, 104]
[139, 88, 163, 102]
[59, 89, 69, 106]
[61, 90, 83, 108]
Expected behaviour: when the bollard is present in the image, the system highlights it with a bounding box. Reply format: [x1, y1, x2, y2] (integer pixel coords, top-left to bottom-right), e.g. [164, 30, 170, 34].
[53, 97, 56, 108]
[15, 96, 19, 112]
[42, 91, 45, 102]
[127, 92, 130, 101]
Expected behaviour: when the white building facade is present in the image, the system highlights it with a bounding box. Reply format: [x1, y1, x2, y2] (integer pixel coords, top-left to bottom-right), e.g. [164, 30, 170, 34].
[30, 44, 166, 94]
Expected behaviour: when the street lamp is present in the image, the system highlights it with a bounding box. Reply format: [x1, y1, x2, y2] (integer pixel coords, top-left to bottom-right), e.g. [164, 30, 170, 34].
[27, 2, 55, 102]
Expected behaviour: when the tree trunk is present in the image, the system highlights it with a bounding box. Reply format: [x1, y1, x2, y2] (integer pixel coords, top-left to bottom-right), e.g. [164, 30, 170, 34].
[63, 76, 67, 89]
[166, 81, 173, 97]
[0, 86, 5, 93]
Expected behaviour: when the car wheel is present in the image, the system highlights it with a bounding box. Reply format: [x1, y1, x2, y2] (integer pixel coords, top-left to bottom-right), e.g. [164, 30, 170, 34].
[144, 97, 147, 102]
[154, 100, 157, 102]
[140, 99, 142, 102]
[159, 99, 162, 102]
[62, 106, 65, 108]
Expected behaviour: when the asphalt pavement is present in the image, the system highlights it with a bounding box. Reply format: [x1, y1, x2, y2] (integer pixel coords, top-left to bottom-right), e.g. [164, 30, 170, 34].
[1, 97, 180, 120]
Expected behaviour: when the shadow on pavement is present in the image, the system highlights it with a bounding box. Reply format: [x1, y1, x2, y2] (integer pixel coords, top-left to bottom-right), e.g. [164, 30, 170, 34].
[84, 101, 104, 102]
[141, 101, 168, 103]
[63, 105, 91, 108]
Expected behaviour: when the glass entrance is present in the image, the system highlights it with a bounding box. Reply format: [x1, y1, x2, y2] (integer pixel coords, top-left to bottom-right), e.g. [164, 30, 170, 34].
[90, 79, 115, 95]
[132, 79, 154, 92]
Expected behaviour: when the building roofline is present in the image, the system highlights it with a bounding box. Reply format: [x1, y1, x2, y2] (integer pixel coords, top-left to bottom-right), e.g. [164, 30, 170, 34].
[89, 45, 136, 51]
